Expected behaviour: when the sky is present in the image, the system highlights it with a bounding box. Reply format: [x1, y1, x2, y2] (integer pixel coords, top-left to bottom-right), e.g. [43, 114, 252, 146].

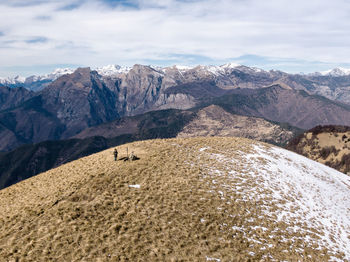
[1, 0, 350, 77]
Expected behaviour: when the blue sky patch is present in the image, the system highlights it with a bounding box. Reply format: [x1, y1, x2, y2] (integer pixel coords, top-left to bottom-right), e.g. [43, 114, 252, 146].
[25, 37, 49, 44]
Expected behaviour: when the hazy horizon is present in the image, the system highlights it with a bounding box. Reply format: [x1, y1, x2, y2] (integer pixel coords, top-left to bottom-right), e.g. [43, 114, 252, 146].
[1, 0, 350, 76]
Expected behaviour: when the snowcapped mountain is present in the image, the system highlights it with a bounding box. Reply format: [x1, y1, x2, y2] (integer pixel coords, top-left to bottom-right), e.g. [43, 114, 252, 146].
[35, 68, 75, 81]
[161, 63, 242, 76]
[0, 75, 26, 85]
[0, 63, 250, 87]
[310, 67, 350, 77]
[0, 68, 74, 86]
[96, 64, 132, 76]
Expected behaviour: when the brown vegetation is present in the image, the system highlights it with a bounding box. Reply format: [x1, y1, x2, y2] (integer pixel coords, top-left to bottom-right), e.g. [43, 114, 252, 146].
[0, 137, 340, 261]
[286, 125, 350, 174]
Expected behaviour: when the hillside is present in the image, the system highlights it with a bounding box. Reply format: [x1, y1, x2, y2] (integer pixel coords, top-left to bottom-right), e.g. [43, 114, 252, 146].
[0, 137, 349, 261]
[287, 125, 350, 174]
[0, 65, 350, 151]
[0, 106, 298, 190]
[0, 135, 134, 190]
[2, 65, 350, 151]
[211, 85, 350, 129]
[176, 105, 298, 145]
[76, 105, 298, 146]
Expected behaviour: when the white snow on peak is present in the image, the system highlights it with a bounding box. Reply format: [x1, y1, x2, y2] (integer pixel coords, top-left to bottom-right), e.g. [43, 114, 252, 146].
[42, 68, 74, 81]
[0, 68, 74, 85]
[96, 65, 131, 76]
[220, 62, 240, 69]
[0, 75, 25, 85]
[162, 63, 241, 76]
[204, 65, 224, 75]
[316, 67, 350, 77]
[251, 67, 264, 73]
[174, 65, 194, 71]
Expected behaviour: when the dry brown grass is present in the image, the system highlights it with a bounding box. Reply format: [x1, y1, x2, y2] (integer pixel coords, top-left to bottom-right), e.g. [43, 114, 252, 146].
[0, 137, 336, 261]
[176, 105, 294, 146]
[292, 131, 350, 174]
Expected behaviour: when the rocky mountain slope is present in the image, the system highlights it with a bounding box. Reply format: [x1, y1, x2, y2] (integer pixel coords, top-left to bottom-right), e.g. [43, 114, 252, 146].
[210, 85, 350, 129]
[3, 64, 350, 104]
[287, 125, 350, 174]
[0, 86, 33, 111]
[0, 137, 349, 261]
[2, 65, 350, 152]
[75, 104, 298, 145]
[0, 106, 298, 189]
[176, 105, 298, 145]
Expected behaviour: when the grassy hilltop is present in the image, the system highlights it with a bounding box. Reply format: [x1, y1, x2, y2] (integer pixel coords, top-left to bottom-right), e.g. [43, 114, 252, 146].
[0, 137, 349, 261]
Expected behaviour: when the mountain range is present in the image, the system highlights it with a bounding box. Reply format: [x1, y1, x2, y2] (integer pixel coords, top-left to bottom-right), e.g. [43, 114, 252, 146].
[1, 64, 350, 152]
[1, 63, 350, 189]
[1, 63, 350, 260]
[0, 105, 300, 190]
[2, 64, 350, 104]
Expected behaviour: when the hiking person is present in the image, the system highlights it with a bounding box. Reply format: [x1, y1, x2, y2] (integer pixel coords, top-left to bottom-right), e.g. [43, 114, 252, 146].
[113, 148, 118, 161]
[129, 151, 135, 161]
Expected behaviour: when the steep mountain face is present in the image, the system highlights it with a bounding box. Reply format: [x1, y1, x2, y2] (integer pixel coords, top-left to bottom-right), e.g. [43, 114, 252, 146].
[3, 64, 350, 104]
[278, 74, 350, 105]
[286, 125, 350, 174]
[211, 85, 350, 129]
[2, 64, 350, 152]
[0, 137, 349, 261]
[0, 86, 33, 110]
[41, 67, 121, 138]
[0, 96, 65, 151]
[0, 68, 123, 151]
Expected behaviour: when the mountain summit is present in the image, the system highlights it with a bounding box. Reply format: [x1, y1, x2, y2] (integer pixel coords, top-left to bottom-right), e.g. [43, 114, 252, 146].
[0, 137, 349, 261]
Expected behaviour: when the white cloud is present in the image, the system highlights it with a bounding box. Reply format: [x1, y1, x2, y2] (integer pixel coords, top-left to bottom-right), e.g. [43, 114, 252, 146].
[1, 0, 350, 76]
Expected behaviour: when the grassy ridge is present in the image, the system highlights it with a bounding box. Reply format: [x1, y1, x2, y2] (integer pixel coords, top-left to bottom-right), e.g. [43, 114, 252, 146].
[0, 137, 340, 261]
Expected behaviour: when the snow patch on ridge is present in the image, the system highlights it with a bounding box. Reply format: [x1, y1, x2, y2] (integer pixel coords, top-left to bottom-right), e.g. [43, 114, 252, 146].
[242, 145, 350, 260]
[128, 184, 141, 189]
[195, 142, 350, 261]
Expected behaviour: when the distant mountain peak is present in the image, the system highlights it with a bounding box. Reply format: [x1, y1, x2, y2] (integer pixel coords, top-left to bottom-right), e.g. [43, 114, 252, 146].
[0, 75, 26, 85]
[220, 62, 240, 69]
[95, 64, 132, 76]
[310, 67, 350, 77]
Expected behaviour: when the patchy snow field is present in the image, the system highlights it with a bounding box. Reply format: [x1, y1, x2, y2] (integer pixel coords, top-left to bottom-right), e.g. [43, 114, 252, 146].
[1, 137, 349, 261]
[198, 143, 350, 261]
